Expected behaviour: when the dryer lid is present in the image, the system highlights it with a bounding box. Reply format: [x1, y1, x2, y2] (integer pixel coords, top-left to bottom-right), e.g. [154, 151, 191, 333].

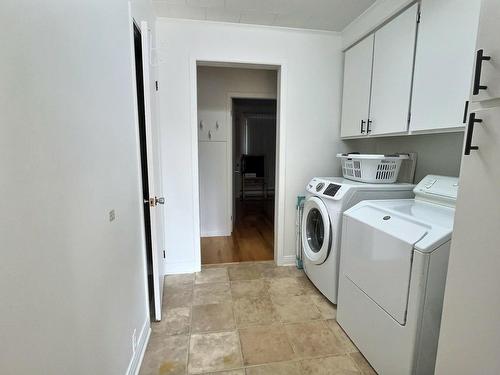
[346, 199, 454, 252]
[345, 205, 430, 245]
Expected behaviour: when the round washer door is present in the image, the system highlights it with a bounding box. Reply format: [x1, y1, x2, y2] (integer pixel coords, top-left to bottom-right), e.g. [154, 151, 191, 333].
[302, 196, 331, 265]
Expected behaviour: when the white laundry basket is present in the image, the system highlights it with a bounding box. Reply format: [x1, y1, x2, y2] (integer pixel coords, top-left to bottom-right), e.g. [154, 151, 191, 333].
[337, 153, 409, 183]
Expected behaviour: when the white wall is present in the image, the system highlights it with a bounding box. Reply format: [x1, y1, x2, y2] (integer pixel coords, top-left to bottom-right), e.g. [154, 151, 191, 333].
[1, 0, 155, 373]
[157, 19, 346, 271]
[197, 66, 277, 237]
[345, 133, 464, 182]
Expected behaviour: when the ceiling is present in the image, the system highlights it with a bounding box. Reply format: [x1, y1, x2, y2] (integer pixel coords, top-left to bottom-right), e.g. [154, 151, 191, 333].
[153, 0, 376, 32]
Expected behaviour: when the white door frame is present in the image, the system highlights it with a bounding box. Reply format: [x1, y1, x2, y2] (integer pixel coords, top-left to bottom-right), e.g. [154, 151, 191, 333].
[189, 58, 288, 267]
[226, 92, 277, 235]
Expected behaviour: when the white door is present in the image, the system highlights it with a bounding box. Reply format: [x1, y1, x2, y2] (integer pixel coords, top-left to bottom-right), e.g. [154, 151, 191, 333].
[368, 4, 418, 136]
[470, 0, 500, 102]
[340, 35, 374, 138]
[435, 105, 500, 374]
[139, 21, 164, 321]
[410, 0, 481, 133]
[301, 197, 331, 265]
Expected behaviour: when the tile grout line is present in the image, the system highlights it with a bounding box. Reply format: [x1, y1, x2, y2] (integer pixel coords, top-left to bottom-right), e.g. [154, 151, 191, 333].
[185, 275, 195, 374]
[162, 264, 365, 374]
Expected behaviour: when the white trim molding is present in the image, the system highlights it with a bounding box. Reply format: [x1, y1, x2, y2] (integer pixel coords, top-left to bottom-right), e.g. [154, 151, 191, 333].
[190, 58, 288, 268]
[126, 319, 151, 375]
[165, 260, 202, 274]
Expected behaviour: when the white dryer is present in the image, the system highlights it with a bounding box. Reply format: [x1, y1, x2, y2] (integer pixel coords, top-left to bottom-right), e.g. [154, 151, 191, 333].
[337, 175, 459, 375]
[301, 177, 414, 304]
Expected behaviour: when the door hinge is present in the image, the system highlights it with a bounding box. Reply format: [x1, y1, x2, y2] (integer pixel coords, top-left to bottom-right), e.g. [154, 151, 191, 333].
[155, 81, 159, 91]
[407, 111, 411, 125]
[417, 10, 421, 23]
[163, 250, 166, 259]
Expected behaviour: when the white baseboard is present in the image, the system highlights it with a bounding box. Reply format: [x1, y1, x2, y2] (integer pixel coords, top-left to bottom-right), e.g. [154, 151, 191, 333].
[278, 254, 296, 266]
[200, 230, 230, 237]
[126, 318, 151, 375]
[164, 260, 200, 275]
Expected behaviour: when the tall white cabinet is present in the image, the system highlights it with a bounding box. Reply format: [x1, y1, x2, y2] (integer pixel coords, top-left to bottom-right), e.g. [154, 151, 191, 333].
[435, 1, 500, 373]
[470, 0, 500, 102]
[410, 0, 481, 133]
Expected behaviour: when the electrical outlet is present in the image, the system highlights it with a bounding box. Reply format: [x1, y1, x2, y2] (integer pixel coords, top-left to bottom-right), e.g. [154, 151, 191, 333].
[132, 329, 137, 354]
[109, 209, 116, 222]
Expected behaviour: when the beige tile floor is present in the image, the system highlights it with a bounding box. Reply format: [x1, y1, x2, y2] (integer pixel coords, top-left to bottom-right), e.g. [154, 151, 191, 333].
[139, 261, 377, 375]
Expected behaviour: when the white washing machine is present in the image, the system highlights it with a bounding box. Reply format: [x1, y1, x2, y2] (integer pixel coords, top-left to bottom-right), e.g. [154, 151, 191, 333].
[301, 177, 415, 304]
[337, 175, 459, 375]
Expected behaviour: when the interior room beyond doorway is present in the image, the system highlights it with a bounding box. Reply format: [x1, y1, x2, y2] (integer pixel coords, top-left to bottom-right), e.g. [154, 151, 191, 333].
[196, 65, 278, 265]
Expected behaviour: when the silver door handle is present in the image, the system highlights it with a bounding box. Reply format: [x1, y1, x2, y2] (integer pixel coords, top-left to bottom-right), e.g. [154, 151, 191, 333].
[144, 197, 155, 207]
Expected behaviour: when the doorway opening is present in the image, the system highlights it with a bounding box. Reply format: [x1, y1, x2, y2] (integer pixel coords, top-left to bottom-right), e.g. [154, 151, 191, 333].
[231, 98, 277, 261]
[195, 65, 278, 265]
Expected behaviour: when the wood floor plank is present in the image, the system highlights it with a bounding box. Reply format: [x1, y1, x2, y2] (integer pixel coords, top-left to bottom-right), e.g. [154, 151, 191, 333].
[201, 200, 274, 264]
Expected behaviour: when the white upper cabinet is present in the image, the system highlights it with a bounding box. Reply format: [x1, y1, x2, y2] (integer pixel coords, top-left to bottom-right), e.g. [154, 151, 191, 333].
[470, 0, 500, 102]
[369, 4, 418, 136]
[340, 35, 374, 138]
[340, 5, 418, 138]
[411, 0, 481, 133]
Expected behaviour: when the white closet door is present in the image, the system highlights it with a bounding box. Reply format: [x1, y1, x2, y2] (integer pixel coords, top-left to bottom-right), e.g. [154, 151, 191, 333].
[470, 0, 500, 102]
[411, 0, 481, 133]
[340, 35, 374, 138]
[435, 106, 500, 374]
[368, 4, 418, 136]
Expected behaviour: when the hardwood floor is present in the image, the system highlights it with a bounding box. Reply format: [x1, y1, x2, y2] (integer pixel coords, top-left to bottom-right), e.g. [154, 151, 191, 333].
[201, 199, 274, 264]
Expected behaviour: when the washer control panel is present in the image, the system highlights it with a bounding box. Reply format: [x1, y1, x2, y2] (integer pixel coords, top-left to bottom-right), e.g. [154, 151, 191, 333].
[307, 178, 343, 198]
[324, 183, 341, 197]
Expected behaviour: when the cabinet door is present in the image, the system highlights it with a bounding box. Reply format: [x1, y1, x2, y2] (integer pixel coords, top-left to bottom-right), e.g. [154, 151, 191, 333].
[470, 0, 500, 102]
[340, 35, 374, 138]
[368, 4, 418, 136]
[435, 106, 500, 374]
[411, 0, 481, 133]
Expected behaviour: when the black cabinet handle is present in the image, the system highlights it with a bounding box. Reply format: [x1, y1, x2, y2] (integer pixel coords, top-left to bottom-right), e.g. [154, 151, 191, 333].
[463, 100, 469, 124]
[464, 112, 482, 155]
[473, 49, 491, 95]
[360, 120, 366, 134]
[367, 119, 372, 134]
